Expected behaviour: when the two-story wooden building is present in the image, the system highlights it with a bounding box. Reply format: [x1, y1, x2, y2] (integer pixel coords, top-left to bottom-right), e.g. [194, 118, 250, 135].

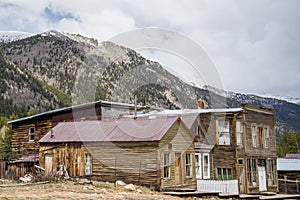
[7, 100, 150, 160]
[155, 103, 277, 194]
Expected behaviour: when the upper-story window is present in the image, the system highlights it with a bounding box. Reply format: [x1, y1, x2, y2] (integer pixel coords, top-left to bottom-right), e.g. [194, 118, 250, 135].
[217, 120, 230, 145]
[264, 126, 269, 148]
[29, 127, 35, 142]
[236, 120, 243, 146]
[251, 124, 257, 147]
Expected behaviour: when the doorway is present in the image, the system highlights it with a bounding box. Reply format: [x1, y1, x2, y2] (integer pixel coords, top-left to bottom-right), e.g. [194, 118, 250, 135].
[45, 154, 53, 174]
[258, 166, 267, 191]
[175, 153, 182, 185]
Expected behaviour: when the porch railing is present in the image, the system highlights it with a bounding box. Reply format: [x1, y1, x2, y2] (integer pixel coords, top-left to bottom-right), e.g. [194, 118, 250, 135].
[197, 179, 239, 195]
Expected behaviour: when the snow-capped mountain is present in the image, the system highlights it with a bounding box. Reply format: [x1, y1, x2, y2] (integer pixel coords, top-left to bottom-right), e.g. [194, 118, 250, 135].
[0, 31, 32, 43]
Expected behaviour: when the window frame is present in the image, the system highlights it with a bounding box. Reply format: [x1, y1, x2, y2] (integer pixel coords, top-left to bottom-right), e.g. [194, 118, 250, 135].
[236, 120, 243, 146]
[163, 153, 171, 178]
[203, 153, 210, 179]
[217, 168, 232, 180]
[217, 120, 230, 145]
[185, 153, 192, 177]
[267, 159, 275, 186]
[251, 124, 257, 148]
[264, 126, 270, 148]
[195, 153, 201, 179]
[29, 126, 35, 142]
[85, 154, 92, 176]
[247, 158, 258, 187]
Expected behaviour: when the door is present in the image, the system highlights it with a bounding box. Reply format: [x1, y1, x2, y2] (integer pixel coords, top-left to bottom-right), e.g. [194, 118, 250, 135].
[258, 166, 267, 191]
[239, 167, 245, 194]
[175, 153, 181, 185]
[45, 154, 53, 174]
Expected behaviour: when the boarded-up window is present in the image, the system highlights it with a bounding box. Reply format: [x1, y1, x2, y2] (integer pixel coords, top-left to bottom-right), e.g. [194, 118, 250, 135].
[252, 125, 257, 147]
[217, 120, 230, 145]
[264, 126, 269, 148]
[185, 153, 192, 177]
[163, 153, 170, 178]
[45, 154, 53, 174]
[236, 120, 243, 146]
[85, 154, 92, 175]
[29, 127, 35, 142]
[217, 168, 232, 180]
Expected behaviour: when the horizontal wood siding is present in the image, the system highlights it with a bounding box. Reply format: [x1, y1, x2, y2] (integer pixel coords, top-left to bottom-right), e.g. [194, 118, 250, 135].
[159, 121, 196, 190]
[11, 120, 52, 159]
[84, 142, 159, 188]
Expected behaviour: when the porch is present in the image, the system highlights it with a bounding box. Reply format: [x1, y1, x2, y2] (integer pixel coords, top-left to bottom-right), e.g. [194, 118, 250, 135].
[197, 179, 239, 195]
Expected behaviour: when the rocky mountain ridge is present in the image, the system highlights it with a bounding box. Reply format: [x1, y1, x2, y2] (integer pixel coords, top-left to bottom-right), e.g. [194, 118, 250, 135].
[0, 30, 299, 137]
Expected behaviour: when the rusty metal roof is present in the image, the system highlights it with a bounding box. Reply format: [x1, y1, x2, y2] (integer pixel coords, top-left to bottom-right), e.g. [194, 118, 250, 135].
[39, 116, 180, 143]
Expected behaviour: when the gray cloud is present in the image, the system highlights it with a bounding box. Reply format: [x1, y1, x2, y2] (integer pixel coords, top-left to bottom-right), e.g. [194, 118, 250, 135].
[0, 0, 299, 97]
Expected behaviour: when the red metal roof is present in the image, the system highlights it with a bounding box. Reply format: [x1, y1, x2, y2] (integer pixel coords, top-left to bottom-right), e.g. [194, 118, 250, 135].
[39, 116, 180, 143]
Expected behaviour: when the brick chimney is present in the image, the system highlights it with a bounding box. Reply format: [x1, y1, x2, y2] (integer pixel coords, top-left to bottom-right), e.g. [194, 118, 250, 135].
[198, 99, 205, 109]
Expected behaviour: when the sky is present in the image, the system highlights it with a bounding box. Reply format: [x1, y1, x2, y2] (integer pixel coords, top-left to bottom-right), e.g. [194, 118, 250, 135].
[0, 0, 299, 98]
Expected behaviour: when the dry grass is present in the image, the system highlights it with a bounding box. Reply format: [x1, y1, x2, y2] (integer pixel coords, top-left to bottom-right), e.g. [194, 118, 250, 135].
[0, 181, 220, 200]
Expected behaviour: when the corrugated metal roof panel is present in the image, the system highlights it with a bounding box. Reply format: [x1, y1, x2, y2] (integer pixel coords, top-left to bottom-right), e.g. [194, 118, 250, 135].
[277, 158, 300, 171]
[39, 116, 179, 143]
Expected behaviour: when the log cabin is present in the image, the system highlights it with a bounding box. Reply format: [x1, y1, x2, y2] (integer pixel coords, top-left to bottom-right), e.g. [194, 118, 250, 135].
[38, 116, 196, 191]
[7, 100, 150, 160]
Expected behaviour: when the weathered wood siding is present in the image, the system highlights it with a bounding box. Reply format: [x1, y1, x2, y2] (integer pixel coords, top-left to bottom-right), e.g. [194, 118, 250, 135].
[159, 120, 196, 190]
[11, 119, 52, 159]
[84, 142, 159, 188]
[278, 171, 300, 194]
[39, 143, 84, 177]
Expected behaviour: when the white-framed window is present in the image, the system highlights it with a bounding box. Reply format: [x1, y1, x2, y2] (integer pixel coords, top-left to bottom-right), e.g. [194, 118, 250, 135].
[264, 126, 269, 148]
[203, 153, 210, 179]
[163, 153, 170, 178]
[251, 124, 257, 147]
[236, 120, 243, 146]
[217, 120, 230, 145]
[85, 154, 92, 175]
[29, 127, 35, 142]
[185, 153, 192, 177]
[195, 153, 201, 179]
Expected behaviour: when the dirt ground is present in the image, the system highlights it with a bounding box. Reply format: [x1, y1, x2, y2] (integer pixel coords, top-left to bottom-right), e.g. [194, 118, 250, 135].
[0, 181, 220, 200]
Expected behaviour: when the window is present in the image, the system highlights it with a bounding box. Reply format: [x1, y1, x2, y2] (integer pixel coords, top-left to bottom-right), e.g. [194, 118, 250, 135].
[258, 127, 263, 148]
[218, 120, 230, 145]
[163, 153, 170, 178]
[264, 126, 269, 148]
[85, 154, 92, 175]
[195, 153, 201, 179]
[217, 168, 232, 180]
[29, 127, 35, 142]
[247, 158, 257, 186]
[236, 120, 243, 146]
[251, 125, 257, 147]
[185, 153, 192, 177]
[203, 153, 210, 179]
[267, 159, 275, 186]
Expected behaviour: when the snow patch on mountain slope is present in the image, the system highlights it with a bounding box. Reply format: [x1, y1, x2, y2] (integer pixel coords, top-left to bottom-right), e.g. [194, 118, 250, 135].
[0, 31, 32, 43]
